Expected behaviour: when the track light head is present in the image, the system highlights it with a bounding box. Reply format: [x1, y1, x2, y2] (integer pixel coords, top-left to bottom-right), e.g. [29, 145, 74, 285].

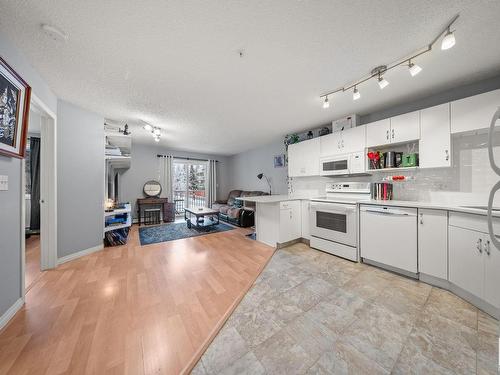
[153, 128, 161, 136]
[353, 87, 361, 101]
[408, 61, 422, 77]
[441, 29, 456, 50]
[154, 136, 160, 142]
[377, 75, 389, 89]
[143, 124, 153, 132]
[322, 96, 330, 109]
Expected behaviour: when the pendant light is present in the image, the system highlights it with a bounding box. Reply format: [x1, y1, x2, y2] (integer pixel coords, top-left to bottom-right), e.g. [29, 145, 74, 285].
[353, 87, 361, 101]
[441, 28, 456, 50]
[322, 96, 330, 109]
[408, 60, 422, 76]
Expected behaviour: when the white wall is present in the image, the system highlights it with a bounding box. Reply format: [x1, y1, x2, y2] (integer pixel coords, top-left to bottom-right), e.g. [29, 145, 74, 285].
[0, 35, 57, 317]
[228, 140, 288, 195]
[57, 100, 104, 258]
[119, 142, 231, 219]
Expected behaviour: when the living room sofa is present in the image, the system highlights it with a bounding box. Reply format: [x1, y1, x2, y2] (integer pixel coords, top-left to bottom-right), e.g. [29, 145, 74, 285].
[212, 190, 269, 227]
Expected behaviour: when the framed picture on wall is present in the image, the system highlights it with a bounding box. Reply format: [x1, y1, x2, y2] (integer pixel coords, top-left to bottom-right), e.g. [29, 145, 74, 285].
[273, 154, 286, 168]
[0, 56, 31, 158]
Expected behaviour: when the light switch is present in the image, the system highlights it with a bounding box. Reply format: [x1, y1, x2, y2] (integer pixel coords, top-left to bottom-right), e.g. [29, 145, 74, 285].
[0, 175, 8, 191]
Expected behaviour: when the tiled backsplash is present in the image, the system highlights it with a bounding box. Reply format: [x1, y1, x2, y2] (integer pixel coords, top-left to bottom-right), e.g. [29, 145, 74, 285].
[290, 131, 500, 206]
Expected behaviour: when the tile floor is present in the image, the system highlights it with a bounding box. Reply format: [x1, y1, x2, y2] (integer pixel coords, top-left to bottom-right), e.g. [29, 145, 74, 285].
[192, 243, 499, 375]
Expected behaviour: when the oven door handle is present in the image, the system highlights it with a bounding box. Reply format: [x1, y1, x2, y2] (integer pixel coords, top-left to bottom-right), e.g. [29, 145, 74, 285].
[310, 202, 356, 214]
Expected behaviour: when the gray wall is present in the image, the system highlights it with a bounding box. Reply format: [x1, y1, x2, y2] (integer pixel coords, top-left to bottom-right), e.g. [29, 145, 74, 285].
[228, 140, 288, 195]
[119, 142, 230, 219]
[0, 35, 57, 316]
[57, 100, 104, 258]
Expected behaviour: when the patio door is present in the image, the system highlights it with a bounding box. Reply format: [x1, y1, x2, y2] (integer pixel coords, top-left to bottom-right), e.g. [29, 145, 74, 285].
[173, 159, 207, 214]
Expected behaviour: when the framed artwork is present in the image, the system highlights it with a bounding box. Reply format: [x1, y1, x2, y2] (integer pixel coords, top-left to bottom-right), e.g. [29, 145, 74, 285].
[0, 56, 31, 158]
[273, 154, 285, 168]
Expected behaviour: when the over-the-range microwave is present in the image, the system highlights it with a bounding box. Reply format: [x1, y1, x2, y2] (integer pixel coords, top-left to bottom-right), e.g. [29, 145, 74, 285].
[320, 151, 365, 176]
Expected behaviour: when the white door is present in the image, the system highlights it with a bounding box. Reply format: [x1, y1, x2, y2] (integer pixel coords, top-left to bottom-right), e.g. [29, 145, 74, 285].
[365, 118, 391, 147]
[451, 89, 500, 134]
[420, 103, 451, 168]
[360, 206, 418, 273]
[483, 235, 500, 309]
[390, 111, 420, 144]
[448, 226, 484, 299]
[301, 138, 320, 176]
[341, 125, 366, 152]
[301, 200, 310, 240]
[418, 209, 448, 279]
[279, 201, 301, 243]
[320, 132, 342, 157]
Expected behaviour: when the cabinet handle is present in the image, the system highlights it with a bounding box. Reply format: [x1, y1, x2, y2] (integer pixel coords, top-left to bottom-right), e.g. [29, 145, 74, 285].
[419, 213, 423, 224]
[484, 239, 491, 255]
[391, 129, 395, 139]
[386, 130, 389, 140]
[445, 149, 449, 161]
[341, 140, 344, 148]
[289, 211, 292, 219]
[477, 238, 483, 253]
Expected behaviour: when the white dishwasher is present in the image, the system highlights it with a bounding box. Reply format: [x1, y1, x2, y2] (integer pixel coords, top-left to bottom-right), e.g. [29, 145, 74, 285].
[360, 205, 418, 276]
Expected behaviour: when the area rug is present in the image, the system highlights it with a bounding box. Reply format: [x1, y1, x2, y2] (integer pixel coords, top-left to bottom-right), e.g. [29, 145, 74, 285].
[139, 221, 235, 245]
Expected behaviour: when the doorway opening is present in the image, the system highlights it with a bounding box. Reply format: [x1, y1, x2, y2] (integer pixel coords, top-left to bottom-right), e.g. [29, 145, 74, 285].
[172, 159, 207, 217]
[22, 94, 57, 293]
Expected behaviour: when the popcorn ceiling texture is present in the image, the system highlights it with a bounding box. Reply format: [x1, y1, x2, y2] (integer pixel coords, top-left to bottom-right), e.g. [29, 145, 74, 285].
[291, 132, 500, 206]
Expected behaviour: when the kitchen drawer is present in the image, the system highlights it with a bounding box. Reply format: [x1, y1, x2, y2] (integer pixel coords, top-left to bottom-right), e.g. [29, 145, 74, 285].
[280, 200, 299, 210]
[449, 212, 500, 234]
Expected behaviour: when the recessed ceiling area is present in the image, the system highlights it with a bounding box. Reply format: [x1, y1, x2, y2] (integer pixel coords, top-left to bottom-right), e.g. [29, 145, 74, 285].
[1, 0, 499, 155]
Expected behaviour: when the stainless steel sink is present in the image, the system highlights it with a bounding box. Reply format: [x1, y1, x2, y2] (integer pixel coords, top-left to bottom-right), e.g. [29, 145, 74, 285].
[461, 205, 500, 211]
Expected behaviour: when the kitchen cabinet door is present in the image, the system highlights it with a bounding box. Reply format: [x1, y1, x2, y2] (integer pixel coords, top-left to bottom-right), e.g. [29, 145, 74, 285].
[448, 226, 484, 299]
[279, 200, 301, 243]
[420, 103, 451, 168]
[418, 209, 448, 279]
[365, 118, 391, 147]
[390, 111, 420, 144]
[288, 138, 320, 177]
[451, 89, 500, 134]
[320, 132, 342, 157]
[287, 142, 302, 177]
[301, 200, 311, 240]
[341, 125, 366, 152]
[483, 235, 500, 309]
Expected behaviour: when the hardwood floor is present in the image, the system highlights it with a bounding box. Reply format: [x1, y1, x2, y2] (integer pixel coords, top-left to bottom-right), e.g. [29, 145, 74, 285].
[0, 225, 274, 375]
[25, 235, 42, 291]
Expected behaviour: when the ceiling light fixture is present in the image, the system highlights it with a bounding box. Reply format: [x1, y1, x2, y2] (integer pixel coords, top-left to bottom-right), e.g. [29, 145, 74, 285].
[353, 87, 361, 101]
[41, 23, 69, 42]
[143, 123, 162, 141]
[154, 136, 160, 142]
[441, 28, 456, 50]
[318, 14, 459, 107]
[408, 60, 422, 76]
[143, 124, 153, 132]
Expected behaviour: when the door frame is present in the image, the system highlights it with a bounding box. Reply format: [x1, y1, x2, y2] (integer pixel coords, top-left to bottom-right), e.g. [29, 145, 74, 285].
[21, 93, 57, 294]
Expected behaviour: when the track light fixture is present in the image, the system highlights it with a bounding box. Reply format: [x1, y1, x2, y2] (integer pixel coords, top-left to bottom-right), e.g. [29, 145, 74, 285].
[353, 86, 361, 101]
[441, 28, 456, 50]
[143, 124, 152, 132]
[143, 123, 162, 141]
[319, 14, 459, 107]
[322, 96, 330, 109]
[408, 60, 422, 77]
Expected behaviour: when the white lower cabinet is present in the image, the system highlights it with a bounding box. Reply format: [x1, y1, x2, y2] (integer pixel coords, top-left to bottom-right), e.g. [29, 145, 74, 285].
[448, 226, 484, 298]
[483, 235, 500, 309]
[418, 209, 448, 279]
[300, 200, 310, 240]
[278, 200, 301, 243]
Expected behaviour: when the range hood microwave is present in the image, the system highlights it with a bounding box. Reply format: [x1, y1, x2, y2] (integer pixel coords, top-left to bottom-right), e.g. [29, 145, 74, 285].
[320, 151, 365, 176]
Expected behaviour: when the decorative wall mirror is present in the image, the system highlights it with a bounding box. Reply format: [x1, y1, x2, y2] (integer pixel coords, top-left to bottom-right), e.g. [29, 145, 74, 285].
[143, 180, 162, 197]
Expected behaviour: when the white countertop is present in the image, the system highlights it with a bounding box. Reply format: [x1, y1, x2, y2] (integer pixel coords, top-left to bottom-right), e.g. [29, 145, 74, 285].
[235, 194, 499, 217]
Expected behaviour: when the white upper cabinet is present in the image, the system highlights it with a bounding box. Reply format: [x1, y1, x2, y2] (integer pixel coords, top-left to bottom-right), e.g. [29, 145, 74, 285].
[366, 118, 391, 147]
[420, 103, 451, 168]
[451, 89, 500, 134]
[390, 111, 420, 144]
[319, 132, 341, 157]
[288, 137, 320, 177]
[341, 125, 366, 152]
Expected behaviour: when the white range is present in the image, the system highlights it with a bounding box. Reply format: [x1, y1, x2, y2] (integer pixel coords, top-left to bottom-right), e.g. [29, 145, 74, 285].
[310, 182, 371, 261]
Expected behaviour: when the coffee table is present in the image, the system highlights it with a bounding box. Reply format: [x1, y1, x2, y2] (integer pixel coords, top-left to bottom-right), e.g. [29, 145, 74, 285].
[184, 207, 220, 230]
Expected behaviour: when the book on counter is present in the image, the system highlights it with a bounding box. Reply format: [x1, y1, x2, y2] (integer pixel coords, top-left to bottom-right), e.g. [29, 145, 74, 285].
[371, 182, 393, 200]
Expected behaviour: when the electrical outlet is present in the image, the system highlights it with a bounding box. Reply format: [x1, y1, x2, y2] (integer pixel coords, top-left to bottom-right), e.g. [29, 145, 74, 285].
[0, 175, 8, 191]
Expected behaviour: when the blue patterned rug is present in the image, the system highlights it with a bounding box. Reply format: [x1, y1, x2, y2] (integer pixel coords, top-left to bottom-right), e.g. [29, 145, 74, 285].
[139, 221, 235, 245]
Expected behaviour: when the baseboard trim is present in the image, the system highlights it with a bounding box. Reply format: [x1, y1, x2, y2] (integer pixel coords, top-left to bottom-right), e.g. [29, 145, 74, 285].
[0, 297, 24, 332]
[57, 244, 104, 265]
